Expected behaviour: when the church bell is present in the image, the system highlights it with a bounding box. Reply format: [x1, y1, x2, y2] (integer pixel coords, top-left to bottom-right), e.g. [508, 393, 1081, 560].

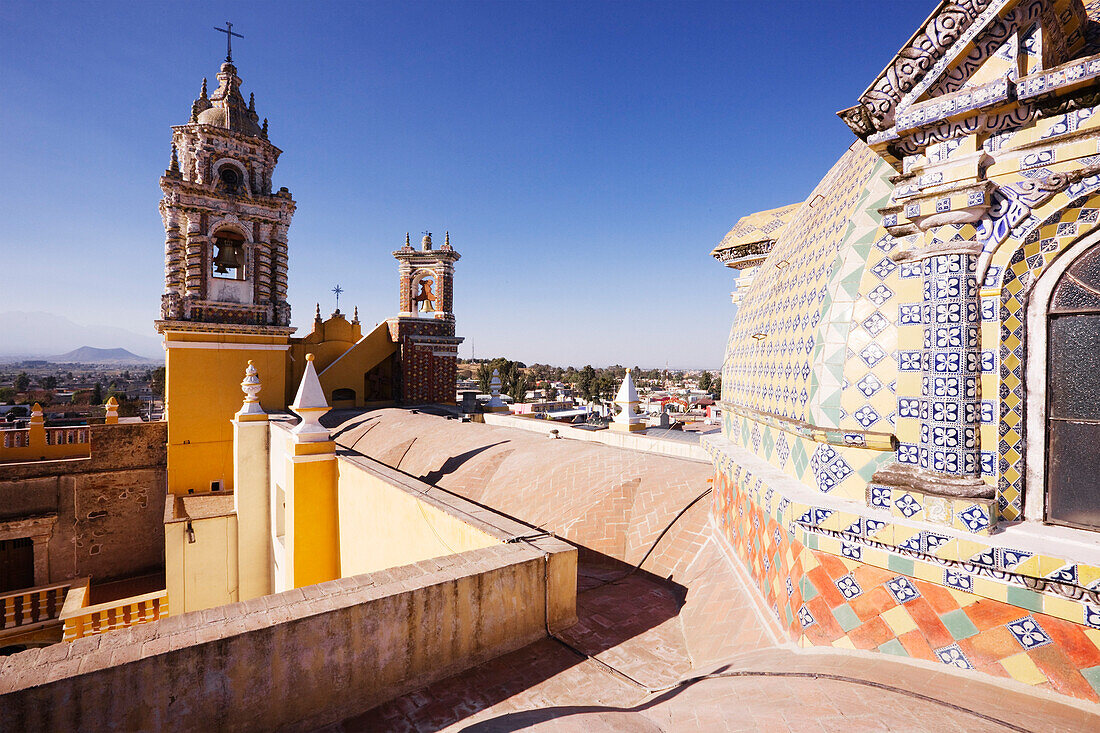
[213, 239, 243, 274]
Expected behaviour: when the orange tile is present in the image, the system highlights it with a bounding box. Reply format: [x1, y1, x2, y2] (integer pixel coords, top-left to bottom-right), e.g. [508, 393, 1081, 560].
[807, 596, 844, 640]
[958, 626, 1019, 667]
[852, 563, 894, 588]
[898, 628, 937, 662]
[848, 587, 896, 621]
[848, 617, 894, 650]
[905, 597, 955, 649]
[808, 567, 847, 608]
[918, 581, 959, 615]
[817, 552, 849, 579]
[1038, 614, 1100, 669]
[964, 598, 1028, 630]
[975, 660, 1011, 680]
[1029, 645, 1100, 703]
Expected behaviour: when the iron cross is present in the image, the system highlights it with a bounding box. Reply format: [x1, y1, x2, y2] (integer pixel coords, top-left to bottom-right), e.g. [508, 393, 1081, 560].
[332, 284, 344, 312]
[214, 22, 243, 63]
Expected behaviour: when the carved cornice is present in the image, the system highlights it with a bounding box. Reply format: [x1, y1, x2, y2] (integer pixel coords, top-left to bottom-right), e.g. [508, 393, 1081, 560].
[720, 401, 896, 451]
[710, 240, 774, 269]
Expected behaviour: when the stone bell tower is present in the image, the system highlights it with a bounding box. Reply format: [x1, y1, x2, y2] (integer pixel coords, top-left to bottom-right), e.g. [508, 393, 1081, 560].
[156, 61, 295, 328]
[155, 43, 296, 497]
[389, 232, 463, 404]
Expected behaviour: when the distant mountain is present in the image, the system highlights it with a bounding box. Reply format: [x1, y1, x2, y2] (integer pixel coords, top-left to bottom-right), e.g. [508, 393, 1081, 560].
[0, 311, 161, 360]
[46, 346, 158, 365]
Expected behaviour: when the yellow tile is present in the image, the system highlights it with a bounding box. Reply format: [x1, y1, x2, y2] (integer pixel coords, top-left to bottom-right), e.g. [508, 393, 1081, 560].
[881, 604, 917, 635]
[1001, 652, 1048, 686]
[1039, 555, 1071, 577]
[1084, 628, 1100, 649]
[832, 636, 856, 650]
[1041, 595, 1083, 625]
[971, 576, 1009, 602]
[947, 588, 978, 607]
[915, 560, 941, 584]
[933, 538, 959, 561]
[860, 546, 888, 571]
[957, 539, 991, 562]
[1078, 563, 1100, 588]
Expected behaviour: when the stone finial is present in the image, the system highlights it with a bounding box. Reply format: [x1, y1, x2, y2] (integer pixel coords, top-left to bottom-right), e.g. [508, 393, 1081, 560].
[290, 354, 330, 442]
[248, 92, 255, 112]
[486, 369, 507, 411]
[612, 369, 646, 432]
[200, 77, 208, 99]
[169, 145, 180, 176]
[352, 306, 359, 324]
[104, 396, 119, 424]
[404, 232, 412, 249]
[237, 360, 265, 417]
[314, 303, 322, 321]
[422, 232, 432, 250]
[30, 402, 44, 423]
[443, 231, 452, 250]
[262, 118, 268, 138]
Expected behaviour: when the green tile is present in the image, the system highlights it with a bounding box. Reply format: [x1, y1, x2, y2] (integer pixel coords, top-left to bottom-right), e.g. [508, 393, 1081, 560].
[833, 604, 862, 632]
[800, 576, 818, 601]
[940, 609, 980, 640]
[807, 533, 819, 550]
[1081, 666, 1100, 696]
[888, 554, 914, 575]
[877, 639, 909, 657]
[1006, 585, 1044, 613]
[784, 604, 793, 627]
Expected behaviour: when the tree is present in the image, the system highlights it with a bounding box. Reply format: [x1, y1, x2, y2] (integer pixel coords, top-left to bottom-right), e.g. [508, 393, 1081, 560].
[14, 372, 29, 392]
[714, 373, 722, 398]
[40, 375, 58, 390]
[91, 382, 104, 405]
[506, 372, 530, 403]
[0, 387, 14, 403]
[578, 365, 596, 402]
[476, 363, 493, 394]
[699, 371, 713, 394]
[546, 384, 558, 401]
[150, 367, 165, 398]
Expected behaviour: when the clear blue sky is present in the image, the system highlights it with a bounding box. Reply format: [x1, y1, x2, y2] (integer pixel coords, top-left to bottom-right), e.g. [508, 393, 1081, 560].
[0, 1, 931, 368]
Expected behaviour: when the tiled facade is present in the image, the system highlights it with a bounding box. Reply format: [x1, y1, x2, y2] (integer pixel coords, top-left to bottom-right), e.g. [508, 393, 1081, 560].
[714, 0, 1100, 706]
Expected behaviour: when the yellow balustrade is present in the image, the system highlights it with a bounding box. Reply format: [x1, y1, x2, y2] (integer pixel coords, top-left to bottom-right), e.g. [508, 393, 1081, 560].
[0, 580, 76, 637]
[0, 423, 90, 462]
[60, 589, 168, 641]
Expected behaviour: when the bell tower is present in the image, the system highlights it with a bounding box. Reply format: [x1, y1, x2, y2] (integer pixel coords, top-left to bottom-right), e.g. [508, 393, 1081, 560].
[389, 232, 463, 404]
[155, 47, 295, 496]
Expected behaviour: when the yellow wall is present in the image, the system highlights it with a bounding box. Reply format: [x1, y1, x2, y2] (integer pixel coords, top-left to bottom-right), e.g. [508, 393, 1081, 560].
[289, 320, 396, 407]
[163, 330, 289, 495]
[336, 459, 499, 576]
[165, 513, 239, 614]
[286, 445, 340, 588]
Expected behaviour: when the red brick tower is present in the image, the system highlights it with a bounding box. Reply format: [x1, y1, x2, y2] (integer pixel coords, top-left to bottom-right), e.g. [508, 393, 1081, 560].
[389, 232, 463, 404]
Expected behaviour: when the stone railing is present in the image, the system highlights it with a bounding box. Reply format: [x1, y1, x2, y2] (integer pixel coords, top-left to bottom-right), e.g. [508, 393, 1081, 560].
[0, 429, 29, 449]
[44, 427, 88, 447]
[59, 583, 167, 642]
[0, 580, 75, 638]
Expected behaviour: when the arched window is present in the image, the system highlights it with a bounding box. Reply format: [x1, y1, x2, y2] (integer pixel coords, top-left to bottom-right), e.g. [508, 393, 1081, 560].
[1046, 243, 1100, 530]
[332, 388, 356, 404]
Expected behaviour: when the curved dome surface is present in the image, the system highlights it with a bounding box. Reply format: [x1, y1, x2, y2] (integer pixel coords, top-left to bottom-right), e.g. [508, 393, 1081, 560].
[722, 142, 897, 432]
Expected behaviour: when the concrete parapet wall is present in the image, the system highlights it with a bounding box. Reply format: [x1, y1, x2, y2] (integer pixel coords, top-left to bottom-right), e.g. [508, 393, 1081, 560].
[0, 538, 577, 731]
[482, 412, 709, 462]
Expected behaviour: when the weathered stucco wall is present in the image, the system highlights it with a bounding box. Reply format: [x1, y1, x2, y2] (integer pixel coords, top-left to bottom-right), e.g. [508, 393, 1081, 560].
[0, 538, 577, 732]
[0, 422, 167, 583]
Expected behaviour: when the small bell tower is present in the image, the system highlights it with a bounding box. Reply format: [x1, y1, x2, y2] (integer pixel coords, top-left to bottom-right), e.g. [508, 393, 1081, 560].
[389, 232, 463, 404]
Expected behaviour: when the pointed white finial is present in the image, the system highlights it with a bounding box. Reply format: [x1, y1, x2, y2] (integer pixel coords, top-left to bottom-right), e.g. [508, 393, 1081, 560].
[237, 360, 265, 416]
[290, 354, 330, 442]
[612, 369, 645, 432]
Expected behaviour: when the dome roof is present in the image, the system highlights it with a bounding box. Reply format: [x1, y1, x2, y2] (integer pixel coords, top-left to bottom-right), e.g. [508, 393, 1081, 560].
[722, 141, 897, 432]
[190, 62, 265, 138]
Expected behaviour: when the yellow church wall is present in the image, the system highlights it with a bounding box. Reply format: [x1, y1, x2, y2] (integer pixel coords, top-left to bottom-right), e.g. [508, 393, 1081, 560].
[286, 321, 396, 407]
[316, 322, 397, 407]
[165, 512, 239, 615]
[285, 442, 340, 589]
[163, 332, 289, 495]
[336, 457, 499, 577]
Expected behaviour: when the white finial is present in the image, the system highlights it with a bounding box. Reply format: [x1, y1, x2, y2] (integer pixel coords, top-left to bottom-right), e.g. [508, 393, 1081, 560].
[486, 368, 506, 411]
[290, 354, 330, 442]
[612, 369, 645, 432]
[238, 360, 265, 416]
